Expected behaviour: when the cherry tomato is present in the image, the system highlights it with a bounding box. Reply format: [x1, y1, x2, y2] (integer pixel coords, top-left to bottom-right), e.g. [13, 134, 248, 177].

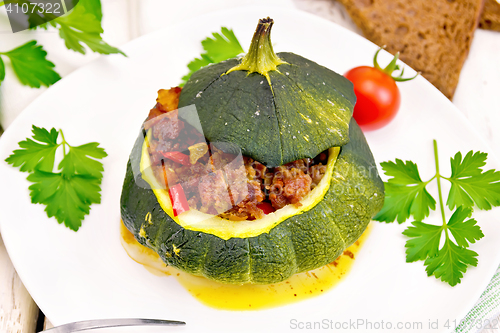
[345, 66, 400, 131]
[344, 48, 417, 131]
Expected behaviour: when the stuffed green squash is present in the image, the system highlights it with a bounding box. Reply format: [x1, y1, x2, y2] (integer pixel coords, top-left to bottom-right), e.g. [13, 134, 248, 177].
[120, 18, 385, 284]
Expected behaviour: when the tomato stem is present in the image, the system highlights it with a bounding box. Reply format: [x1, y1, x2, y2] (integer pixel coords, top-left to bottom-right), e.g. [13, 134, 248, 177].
[383, 52, 400, 76]
[373, 47, 384, 72]
[373, 46, 419, 82]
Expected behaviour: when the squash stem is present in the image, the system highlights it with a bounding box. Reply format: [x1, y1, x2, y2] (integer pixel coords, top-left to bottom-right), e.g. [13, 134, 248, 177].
[226, 17, 286, 85]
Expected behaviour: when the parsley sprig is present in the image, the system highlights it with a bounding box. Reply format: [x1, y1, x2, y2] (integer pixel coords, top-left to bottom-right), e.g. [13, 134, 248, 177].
[0, 0, 123, 88]
[375, 140, 500, 286]
[36, 0, 125, 55]
[6, 126, 107, 231]
[0, 41, 61, 88]
[181, 27, 244, 85]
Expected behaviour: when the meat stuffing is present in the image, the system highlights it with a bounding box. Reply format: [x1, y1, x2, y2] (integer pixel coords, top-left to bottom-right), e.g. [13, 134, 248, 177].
[145, 87, 330, 220]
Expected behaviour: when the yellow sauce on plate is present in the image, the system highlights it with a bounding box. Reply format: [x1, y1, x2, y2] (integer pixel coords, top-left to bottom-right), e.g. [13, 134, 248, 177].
[120, 221, 371, 310]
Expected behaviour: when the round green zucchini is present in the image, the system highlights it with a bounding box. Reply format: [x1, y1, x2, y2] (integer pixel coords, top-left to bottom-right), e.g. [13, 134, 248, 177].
[120, 18, 385, 284]
[121, 119, 384, 284]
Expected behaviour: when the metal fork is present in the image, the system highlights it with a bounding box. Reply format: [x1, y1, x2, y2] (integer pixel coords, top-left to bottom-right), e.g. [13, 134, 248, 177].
[40, 318, 186, 332]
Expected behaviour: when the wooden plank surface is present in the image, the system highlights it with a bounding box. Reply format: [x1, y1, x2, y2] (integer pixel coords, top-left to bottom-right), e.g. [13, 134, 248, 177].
[0, 236, 38, 333]
[43, 318, 54, 331]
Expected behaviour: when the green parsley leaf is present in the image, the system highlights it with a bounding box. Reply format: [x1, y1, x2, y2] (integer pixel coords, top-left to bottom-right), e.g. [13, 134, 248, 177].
[5, 126, 59, 172]
[378, 141, 495, 286]
[28, 171, 102, 231]
[23, 0, 51, 30]
[27, 0, 123, 55]
[202, 27, 244, 63]
[78, 0, 102, 21]
[180, 55, 212, 84]
[28, 0, 101, 28]
[0, 41, 61, 88]
[450, 150, 486, 178]
[403, 221, 442, 262]
[424, 238, 478, 287]
[402, 206, 484, 286]
[181, 27, 243, 86]
[447, 206, 484, 248]
[373, 159, 436, 223]
[55, 1, 124, 55]
[447, 151, 500, 210]
[59, 142, 107, 178]
[403, 206, 483, 262]
[22, 1, 54, 29]
[29, 21, 52, 30]
[5, 126, 107, 231]
[0, 57, 5, 82]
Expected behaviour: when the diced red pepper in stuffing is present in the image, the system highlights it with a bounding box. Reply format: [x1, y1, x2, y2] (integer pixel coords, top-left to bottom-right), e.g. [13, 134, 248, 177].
[169, 183, 190, 216]
[257, 202, 275, 215]
[161, 151, 191, 166]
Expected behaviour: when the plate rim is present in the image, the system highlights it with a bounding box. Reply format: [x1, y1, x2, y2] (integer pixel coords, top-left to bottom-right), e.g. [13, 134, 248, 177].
[0, 5, 498, 332]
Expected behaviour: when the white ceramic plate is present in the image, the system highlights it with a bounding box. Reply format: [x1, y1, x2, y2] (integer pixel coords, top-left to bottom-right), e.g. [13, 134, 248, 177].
[1, 6, 499, 333]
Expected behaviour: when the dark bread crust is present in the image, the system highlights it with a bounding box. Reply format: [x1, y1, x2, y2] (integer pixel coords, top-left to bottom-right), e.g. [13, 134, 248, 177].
[479, 0, 500, 31]
[337, 0, 484, 99]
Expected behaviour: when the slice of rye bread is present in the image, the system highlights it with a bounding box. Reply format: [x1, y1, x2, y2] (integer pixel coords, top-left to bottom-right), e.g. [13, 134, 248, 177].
[337, 0, 484, 99]
[479, 0, 500, 31]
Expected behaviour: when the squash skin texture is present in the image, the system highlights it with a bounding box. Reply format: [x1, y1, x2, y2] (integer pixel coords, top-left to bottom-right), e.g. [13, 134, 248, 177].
[177, 53, 356, 167]
[120, 119, 384, 284]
